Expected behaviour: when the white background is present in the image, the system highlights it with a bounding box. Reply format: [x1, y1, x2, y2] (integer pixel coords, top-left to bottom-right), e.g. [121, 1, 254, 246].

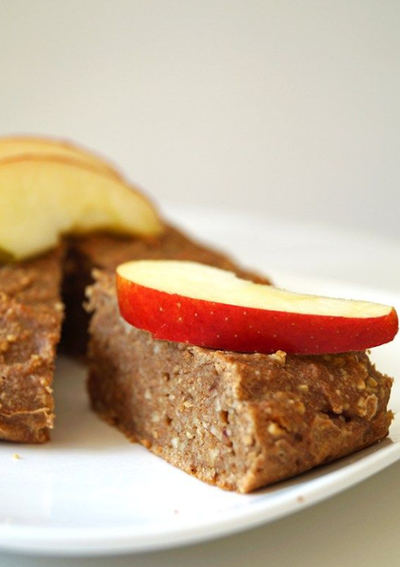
[0, 0, 399, 240]
[1, 1, 400, 566]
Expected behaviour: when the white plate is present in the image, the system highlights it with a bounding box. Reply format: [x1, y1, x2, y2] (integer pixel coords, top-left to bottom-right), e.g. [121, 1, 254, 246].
[0, 208, 399, 557]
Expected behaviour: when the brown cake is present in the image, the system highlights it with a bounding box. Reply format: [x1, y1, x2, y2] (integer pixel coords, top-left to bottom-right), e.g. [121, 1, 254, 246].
[84, 248, 393, 493]
[0, 247, 64, 442]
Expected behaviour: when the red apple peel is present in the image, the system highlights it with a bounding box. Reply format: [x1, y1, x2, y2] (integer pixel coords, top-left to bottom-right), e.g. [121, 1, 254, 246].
[116, 261, 398, 355]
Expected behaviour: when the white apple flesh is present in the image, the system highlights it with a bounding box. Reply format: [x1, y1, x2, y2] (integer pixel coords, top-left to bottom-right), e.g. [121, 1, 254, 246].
[117, 260, 398, 355]
[0, 156, 162, 260]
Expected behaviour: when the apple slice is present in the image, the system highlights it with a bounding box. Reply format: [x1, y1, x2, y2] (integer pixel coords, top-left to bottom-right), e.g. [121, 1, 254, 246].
[116, 260, 398, 355]
[0, 155, 162, 261]
[0, 136, 120, 178]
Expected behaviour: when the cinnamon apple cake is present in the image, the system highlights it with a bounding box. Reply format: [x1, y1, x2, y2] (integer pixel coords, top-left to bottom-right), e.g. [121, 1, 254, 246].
[0, 136, 395, 493]
[83, 244, 393, 493]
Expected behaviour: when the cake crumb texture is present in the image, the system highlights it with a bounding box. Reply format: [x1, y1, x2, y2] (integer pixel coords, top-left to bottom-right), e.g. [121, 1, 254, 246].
[0, 248, 64, 443]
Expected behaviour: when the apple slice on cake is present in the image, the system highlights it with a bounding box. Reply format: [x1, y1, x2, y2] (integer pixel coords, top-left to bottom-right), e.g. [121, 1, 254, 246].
[0, 155, 162, 261]
[117, 260, 398, 354]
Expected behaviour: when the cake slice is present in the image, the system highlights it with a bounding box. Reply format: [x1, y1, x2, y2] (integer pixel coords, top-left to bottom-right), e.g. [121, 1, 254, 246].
[0, 248, 64, 442]
[82, 237, 393, 493]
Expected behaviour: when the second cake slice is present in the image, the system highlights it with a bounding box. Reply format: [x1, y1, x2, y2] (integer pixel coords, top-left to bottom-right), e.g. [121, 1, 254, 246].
[72, 229, 394, 493]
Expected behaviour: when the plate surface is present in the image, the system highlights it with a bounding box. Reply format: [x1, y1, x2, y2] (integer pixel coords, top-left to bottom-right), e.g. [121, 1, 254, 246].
[0, 208, 399, 556]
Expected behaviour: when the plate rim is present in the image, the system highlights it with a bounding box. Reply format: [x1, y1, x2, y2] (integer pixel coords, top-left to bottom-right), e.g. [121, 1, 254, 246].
[0, 438, 399, 556]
